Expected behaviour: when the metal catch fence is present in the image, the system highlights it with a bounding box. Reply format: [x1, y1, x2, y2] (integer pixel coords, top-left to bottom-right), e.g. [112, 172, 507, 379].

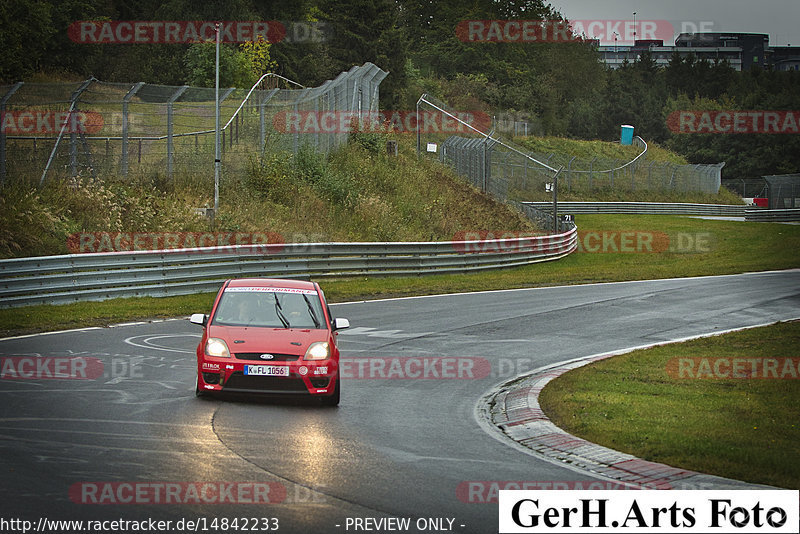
[416, 94, 724, 199]
[0, 63, 387, 186]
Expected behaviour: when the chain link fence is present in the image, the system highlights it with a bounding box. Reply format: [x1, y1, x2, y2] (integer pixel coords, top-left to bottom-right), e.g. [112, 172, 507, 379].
[764, 174, 800, 209]
[417, 93, 724, 201]
[415, 94, 571, 232]
[0, 62, 387, 186]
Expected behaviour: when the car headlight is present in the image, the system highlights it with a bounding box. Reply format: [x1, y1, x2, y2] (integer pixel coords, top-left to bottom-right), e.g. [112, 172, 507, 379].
[205, 337, 231, 358]
[304, 341, 330, 361]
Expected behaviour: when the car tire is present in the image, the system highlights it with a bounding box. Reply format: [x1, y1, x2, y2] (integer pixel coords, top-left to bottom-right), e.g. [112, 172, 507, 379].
[320, 379, 340, 407]
[195, 376, 209, 398]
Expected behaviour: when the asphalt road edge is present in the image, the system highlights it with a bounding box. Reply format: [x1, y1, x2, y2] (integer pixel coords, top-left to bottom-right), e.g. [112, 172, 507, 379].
[475, 319, 800, 490]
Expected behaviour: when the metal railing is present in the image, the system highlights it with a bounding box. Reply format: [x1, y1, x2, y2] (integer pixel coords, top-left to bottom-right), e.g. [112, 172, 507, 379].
[744, 208, 800, 222]
[0, 229, 578, 308]
[523, 201, 749, 217]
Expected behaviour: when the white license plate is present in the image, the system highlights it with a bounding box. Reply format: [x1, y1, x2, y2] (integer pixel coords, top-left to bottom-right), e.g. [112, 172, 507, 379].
[244, 365, 289, 377]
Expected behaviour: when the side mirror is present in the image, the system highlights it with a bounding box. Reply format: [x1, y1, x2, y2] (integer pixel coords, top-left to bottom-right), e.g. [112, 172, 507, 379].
[189, 313, 208, 326]
[333, 317, 350, 331]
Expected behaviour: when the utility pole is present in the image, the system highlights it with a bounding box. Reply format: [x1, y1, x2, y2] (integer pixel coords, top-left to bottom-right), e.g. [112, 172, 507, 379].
[213, 22, 221, 230]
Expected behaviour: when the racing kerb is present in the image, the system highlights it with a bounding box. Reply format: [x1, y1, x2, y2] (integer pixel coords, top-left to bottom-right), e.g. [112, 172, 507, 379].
[0, 230, 577, 308]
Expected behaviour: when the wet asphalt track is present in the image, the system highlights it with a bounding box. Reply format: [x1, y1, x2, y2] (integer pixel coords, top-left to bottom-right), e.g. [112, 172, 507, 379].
[1, 270, 799, 533]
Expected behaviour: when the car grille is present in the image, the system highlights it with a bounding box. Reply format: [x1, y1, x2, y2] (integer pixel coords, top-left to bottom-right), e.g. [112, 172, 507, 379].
[223, 372, 308, 393]
[233, 352, 300, 362]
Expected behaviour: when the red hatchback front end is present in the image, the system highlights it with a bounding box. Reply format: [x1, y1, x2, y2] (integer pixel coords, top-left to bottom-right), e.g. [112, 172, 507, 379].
[190, 279, 349, 406]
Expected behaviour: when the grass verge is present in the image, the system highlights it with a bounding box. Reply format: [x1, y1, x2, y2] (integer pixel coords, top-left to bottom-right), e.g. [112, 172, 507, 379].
[1, 214, 798, 337]
[538, 321, 800, 489]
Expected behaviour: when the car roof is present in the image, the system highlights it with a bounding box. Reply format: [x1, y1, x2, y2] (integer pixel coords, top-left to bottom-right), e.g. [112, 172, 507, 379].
[225, 278, 318, 291]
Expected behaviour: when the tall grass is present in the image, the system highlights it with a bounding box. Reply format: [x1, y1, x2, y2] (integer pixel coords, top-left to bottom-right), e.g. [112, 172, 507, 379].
[0, 136, 537, 258]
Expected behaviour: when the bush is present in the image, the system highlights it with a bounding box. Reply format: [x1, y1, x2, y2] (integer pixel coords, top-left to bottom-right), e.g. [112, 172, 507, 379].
[292, 144, 361, 208]
[245, 152, 298, 205]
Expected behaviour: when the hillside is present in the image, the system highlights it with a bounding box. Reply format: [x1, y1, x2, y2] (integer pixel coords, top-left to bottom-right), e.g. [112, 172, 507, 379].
[0, 136, 538, 259]
[0, 133, 745, 259]
[513, 136, 743, 204]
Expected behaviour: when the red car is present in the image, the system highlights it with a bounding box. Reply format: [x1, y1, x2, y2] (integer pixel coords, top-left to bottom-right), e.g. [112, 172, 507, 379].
[190, 278, 349, 406]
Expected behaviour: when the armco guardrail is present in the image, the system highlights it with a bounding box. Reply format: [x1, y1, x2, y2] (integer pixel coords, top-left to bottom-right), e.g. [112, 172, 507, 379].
[745, 208, 800, 222]
[0, 229, 577, 308]
[523, 201, 749, 217]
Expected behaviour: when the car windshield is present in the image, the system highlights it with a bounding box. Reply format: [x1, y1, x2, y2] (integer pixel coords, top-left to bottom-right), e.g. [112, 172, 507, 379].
[211, 287, 325, 329]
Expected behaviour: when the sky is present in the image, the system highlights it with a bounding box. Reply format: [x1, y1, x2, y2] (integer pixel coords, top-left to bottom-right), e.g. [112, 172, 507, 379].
[547, 0, 800, 46]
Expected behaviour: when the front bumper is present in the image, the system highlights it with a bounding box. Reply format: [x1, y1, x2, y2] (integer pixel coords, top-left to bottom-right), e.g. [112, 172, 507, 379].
[198, 359, 337, 396]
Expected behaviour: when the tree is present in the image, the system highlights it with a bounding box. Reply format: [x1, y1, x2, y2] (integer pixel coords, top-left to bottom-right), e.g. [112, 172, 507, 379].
[319, 0, 409, 108]
[184, 41, 255, 88]
[241, 37, 278, 81]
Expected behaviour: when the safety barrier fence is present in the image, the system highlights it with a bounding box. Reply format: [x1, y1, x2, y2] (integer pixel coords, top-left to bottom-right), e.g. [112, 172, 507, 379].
[0, 63, 387, 185]
[416, 94, 724, 197]
[744, 208, 800, 222]
[523, 201, 750, 217]
[0, 228, 577, 308]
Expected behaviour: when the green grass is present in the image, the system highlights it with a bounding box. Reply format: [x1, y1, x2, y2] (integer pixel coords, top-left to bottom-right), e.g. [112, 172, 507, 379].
[515, 135, 688, 165]
[539, 321, 800, 489]
[2, 214, 798, 337]
[507, 135, 746, 204]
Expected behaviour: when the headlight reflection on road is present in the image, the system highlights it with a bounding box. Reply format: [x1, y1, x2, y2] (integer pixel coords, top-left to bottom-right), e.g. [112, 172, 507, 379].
[290, 423, 341, 485]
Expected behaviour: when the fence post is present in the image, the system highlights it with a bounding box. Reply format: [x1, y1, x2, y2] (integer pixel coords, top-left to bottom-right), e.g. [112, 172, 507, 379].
[259, 89, 278, 155]
[166, 85, 189, 180]
[40, 77, 95, 186]
[121, 82, 144, 178]
[69, 132, 77, 177]
[568, 156, 575, 192]
[0, 82, 23, 186]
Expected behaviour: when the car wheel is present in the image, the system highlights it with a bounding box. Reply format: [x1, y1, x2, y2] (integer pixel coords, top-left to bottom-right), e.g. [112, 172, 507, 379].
[320, 379, 340, 407]
[195, 376, 209, 398]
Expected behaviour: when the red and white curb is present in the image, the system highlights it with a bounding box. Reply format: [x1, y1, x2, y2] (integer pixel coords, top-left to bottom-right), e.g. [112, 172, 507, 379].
[481, 343, 781, 490]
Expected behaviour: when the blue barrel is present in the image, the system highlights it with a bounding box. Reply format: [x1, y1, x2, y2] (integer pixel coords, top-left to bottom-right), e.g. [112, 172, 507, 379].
[620, 124, 634, 145]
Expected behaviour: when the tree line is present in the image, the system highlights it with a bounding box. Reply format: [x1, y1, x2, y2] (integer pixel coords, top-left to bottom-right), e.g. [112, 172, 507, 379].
[2, 0, 798, 179]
